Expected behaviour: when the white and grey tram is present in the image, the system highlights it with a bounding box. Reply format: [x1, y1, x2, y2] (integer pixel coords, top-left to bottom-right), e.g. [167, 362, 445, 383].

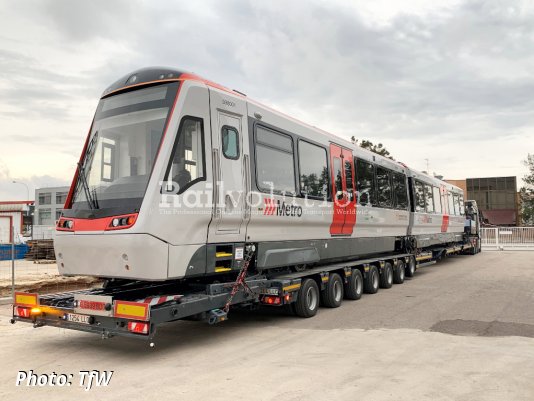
[56, 67, 466, 281]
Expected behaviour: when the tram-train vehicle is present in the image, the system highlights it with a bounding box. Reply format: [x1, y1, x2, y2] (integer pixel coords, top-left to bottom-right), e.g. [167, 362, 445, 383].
[55, 67, 467, 281]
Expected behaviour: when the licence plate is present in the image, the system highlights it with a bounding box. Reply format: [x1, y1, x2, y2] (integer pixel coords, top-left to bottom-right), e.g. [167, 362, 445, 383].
[66, 313, 90, 324]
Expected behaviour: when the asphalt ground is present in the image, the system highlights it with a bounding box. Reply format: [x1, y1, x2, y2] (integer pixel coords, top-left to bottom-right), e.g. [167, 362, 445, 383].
[1, 251, 533, 401]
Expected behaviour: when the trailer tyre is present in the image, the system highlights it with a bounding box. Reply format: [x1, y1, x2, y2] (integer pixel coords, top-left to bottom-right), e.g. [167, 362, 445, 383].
[380, 262, 393, 289]
[344, 269, 363, 300]
[364, 265, 379, 294]
[405, 257, 416, 277]
[393, 259, 405, 284]
[294, 278, 320, 318]
[321, 273, 343, 308]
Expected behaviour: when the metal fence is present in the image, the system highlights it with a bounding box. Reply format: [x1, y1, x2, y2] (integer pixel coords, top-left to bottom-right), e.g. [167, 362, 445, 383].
[481, 227, 534, 250]
[32, 225, 55, 240]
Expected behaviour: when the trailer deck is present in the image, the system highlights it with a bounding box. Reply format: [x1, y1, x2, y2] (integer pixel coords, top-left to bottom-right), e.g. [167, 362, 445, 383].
[11, 240, 479, 344]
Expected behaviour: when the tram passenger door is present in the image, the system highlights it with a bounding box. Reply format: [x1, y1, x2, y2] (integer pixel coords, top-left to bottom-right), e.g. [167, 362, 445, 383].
[207, 90, 248, 243]
[329, 144, 356, 235]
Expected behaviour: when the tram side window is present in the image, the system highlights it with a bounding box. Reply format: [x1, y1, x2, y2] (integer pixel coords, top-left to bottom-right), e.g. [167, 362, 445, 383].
[355, 159, 376, 206]
[344, 159, 354, 202]
[376, 166, 393, 208]
[414, 181, 426, 212]
[433, 186, 442, 213]
[255, 126, 296, 195]
[459, 195, 465, 215]
[164, 117, 205, 194]
[392, 172, 408, 210]
[424, 184, 434, 213]
[298, 141, 329, 200]
[333, 158, 343, 200]
[454, 194, 463, 216]
[448, 191, 456, 215]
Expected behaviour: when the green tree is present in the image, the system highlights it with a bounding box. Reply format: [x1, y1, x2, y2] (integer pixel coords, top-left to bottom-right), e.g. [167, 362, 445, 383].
[520, 154, 534, 225]
[360, 139, 394, 160]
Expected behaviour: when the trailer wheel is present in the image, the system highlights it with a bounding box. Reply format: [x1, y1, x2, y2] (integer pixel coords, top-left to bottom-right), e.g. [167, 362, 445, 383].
[344, 269, 363, 300]
[405, 257, 416, 277]
[294, 278, 320, 318]
[393, 259, 405, 284]
[380, 262, 393, 289]
[321, 273, 343, 308]
[364, 265, 379, 294]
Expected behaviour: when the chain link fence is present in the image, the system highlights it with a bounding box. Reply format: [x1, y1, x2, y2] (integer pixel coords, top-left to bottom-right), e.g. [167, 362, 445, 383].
[0, 225, 101, 298]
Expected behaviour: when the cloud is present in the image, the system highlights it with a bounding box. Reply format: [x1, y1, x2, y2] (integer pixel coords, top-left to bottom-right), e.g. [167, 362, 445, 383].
[0, 0, 533, 198]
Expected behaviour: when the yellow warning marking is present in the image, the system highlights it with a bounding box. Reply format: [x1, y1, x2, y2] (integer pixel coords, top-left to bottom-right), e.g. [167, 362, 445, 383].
[283, 284, 301, 292]
[216, 252, 233, 257]
[115, 303, 148, 319]
[215, 267, 232, 272]
[15, 293, 38, 307]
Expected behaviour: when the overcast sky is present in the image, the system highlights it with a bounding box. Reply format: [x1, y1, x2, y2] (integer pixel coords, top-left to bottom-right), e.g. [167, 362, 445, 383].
[1, 0, 533, 200]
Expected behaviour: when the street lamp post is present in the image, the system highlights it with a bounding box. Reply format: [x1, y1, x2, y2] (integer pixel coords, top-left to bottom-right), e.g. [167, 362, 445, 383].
[12, 180, 30, 202]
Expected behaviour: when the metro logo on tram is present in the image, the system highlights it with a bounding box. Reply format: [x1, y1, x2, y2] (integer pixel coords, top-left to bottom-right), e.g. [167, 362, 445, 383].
[263, 198, 303, 217]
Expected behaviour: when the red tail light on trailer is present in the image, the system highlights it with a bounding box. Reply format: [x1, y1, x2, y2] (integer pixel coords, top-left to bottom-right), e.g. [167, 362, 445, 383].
[262, 295, 282, 305]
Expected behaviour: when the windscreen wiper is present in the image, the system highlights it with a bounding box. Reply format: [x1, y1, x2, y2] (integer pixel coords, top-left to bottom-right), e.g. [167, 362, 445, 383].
[77, 162, 97, 210]
[76, 131, 100, 210]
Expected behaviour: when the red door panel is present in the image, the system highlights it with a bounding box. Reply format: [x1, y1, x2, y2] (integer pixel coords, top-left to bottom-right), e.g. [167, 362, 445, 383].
[342, 149, 356, 234]
[329, 144, 356, 235]
[330, 145, 344, 235]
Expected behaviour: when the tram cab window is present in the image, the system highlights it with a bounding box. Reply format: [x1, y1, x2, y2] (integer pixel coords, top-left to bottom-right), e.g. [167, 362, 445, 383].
[424, 184, 434, 213]
[392, 172, 408, 210]
[255, 126, 296, 195]
[164, 117, 205, 194]
[433, 186, 442, 213]
[355, 159, 375, 206]
[298, 141, 329, 200]
[414, 181, 426, 212]
[448, 191, 456, 215]
[376, 167, 393, 208]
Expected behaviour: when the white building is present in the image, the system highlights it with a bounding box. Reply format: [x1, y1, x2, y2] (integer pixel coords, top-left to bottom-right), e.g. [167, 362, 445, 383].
[0, 201, 33, 244]
[34, 186, 70, 226]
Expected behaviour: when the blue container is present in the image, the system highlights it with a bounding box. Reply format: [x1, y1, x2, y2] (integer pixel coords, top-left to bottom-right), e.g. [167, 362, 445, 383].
[0, 244, 29, 261]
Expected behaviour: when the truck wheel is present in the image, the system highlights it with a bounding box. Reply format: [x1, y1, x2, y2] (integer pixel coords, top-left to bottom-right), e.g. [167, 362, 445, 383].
[380, 262, 393, 289]
[405, 257, 416, 277]
[393, 259, 405, 284]
[344, 269, 363, 300]
[321, 273, 343, 308]
[364, 265, 379, 294]
[294, 278, 320, 318]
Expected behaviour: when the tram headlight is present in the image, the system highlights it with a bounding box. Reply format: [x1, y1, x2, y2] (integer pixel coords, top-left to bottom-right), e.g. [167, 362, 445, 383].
[107, 214, 137, 230]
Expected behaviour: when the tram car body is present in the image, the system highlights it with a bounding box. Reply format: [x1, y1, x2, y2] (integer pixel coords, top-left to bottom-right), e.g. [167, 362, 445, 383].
[55, 67, 465, 281]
